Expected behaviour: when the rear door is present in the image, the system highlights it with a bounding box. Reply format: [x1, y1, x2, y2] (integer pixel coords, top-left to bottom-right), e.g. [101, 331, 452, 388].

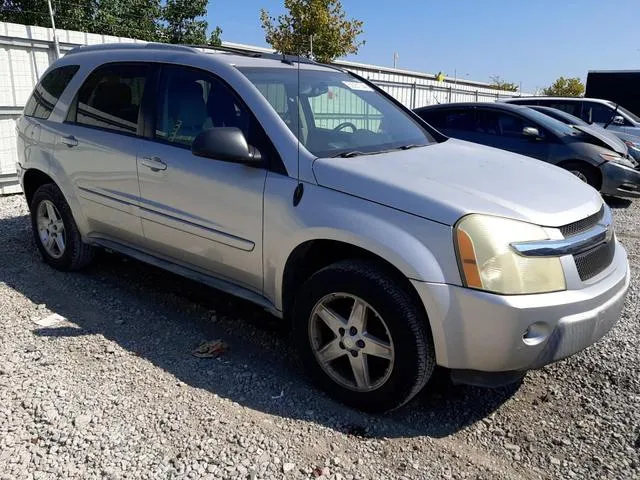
[135, 64, 268, 292]
[475, 108, 550, 160]
[52, 63, 149, 245]
[18, 65, 80, 176]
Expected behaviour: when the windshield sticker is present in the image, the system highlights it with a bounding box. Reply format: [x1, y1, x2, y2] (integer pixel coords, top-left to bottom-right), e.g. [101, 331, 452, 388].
[342, 81, 373, 92]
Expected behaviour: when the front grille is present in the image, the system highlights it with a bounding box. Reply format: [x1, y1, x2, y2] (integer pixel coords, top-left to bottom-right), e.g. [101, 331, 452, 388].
[560, 206, 604, 237]
[574, 238, 616, 281]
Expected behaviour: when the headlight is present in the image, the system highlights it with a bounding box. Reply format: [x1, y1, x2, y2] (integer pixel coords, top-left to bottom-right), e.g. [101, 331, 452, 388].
[455, 214, 566, 295]
[600, 152, 637, 168]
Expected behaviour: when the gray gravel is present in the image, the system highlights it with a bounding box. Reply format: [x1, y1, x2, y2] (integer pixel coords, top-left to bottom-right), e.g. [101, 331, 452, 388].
[0, 193, 638, 480]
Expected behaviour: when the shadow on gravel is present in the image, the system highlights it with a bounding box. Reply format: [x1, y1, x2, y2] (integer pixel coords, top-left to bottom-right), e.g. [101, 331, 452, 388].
[604, 195, 632, 209]
[2, 211, 517, 439]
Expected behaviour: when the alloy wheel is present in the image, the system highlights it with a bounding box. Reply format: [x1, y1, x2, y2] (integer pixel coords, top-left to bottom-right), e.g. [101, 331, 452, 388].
[309, 293, 395, 392]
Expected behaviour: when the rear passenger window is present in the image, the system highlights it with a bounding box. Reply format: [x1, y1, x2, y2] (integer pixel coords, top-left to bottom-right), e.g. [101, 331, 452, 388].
[442, 109, 476, 131]
[24, 65, 79, 120]
[73, 64, 148, 134]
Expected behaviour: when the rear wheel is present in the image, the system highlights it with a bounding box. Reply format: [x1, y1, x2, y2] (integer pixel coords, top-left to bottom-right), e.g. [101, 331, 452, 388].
[30, 183, 94, 271]
[561, 161, 601, 190]
[292, 259, 435, 412]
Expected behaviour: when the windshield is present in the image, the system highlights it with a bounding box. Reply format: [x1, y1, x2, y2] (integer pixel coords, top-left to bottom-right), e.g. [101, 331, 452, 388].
[238, 66, 434, 158]
[519, 108, 579, 137]
[606, 102, 640, 124]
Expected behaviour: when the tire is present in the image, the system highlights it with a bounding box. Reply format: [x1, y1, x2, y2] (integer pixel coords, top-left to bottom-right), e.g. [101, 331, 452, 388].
[30, 183, 94, 271]
[292, 259, 435, 412]
[561, 161, 601, 190]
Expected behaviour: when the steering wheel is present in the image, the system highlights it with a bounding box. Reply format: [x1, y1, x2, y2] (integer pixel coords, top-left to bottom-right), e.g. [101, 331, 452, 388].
[333, 122, 358, 132]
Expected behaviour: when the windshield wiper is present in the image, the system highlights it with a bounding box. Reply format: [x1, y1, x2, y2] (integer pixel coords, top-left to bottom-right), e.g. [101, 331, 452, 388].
[332, 150, 367, 158]
[332, 144, 426, 158]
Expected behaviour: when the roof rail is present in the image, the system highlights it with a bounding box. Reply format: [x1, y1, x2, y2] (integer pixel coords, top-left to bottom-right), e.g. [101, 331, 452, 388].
[66, 43, 199, 56]
[195, 43, 325, 67]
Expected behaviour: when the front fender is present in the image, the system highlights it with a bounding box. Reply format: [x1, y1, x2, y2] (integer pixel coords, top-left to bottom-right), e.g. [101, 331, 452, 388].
[263, 175, 460, 311]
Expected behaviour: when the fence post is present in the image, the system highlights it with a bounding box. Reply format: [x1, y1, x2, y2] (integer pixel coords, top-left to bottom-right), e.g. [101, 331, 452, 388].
[448, 87, 452, 103]
[475, 90, 478, 102]
[411, 82, 417, 109]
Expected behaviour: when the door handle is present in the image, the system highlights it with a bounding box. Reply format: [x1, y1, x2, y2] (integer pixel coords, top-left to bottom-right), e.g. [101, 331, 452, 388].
[140, 157, 167, 171]
[61, 135, 78, 147]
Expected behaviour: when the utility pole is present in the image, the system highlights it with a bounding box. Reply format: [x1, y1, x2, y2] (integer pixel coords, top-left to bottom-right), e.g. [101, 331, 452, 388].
[309, 35, 313, 59]
[47, 0, 60, 59]
[393, 52, 398, 69]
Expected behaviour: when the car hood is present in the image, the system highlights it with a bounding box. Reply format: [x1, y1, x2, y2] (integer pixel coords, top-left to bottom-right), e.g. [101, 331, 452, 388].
[572, 125, 628, 156]
[313, 139, 603, 227]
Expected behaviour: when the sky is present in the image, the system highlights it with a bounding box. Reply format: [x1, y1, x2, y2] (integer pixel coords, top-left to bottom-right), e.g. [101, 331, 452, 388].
[207, 0, 640, 93]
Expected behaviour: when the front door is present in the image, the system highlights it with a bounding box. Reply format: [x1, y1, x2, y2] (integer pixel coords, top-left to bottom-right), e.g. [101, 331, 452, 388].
[50, 62, 150, 245]
[474, 108, 550, 161]
[136, 64, 267, 292]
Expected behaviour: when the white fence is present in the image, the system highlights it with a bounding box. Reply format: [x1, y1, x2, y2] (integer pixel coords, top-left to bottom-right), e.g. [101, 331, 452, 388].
[0, 21, 528, 194]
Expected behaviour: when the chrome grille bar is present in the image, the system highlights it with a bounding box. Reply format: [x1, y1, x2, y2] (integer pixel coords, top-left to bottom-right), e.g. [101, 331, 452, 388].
[511, 206, 613, 258]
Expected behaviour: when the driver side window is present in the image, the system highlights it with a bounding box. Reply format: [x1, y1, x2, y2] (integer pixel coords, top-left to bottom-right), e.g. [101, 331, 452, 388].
[582, 102, 616, 124]
[155, 65, 250, 148]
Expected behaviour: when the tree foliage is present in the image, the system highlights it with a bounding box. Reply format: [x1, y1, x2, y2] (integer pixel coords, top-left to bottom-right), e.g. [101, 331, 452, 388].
[0, 0, 222, 45]
[162, 0, 205, 44]
[489, 75, 519, 92]
[542, 76, 585, 97]
[260, 0, 364, 63]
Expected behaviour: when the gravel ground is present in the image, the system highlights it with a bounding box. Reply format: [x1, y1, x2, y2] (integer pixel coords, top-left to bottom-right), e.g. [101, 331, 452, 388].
[0, 193, 638, 480]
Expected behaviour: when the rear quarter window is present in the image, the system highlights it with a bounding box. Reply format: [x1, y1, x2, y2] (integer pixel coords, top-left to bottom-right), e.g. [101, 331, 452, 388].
[24, 65, 80, 120]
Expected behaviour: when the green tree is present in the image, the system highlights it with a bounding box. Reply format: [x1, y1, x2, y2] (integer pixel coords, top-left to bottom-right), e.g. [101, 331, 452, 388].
[489, 75, 519, 92]
[0, 0, 95, 31]
[208, 25, 222, 47]
[162, 0, 210, 45]
[542, 76, 585, 97]
[0, 0, 222, 45]
[260, 0, 364, 63]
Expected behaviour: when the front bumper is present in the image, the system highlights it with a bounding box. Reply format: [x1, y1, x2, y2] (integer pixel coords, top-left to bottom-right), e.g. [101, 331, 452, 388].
[411, 241, 629, 374]
[600, 161, 640, 198]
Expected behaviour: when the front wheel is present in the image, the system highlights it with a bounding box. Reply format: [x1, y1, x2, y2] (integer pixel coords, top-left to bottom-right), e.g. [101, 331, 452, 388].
[562, 161, 601, 190]
[292, 259, 435, 412]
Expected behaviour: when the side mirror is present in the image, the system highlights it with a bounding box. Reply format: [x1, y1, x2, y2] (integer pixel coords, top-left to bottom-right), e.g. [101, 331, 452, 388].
[612, 115, 625, 126]
[192, 127, 262, 166]
[522, 126, 540, 138]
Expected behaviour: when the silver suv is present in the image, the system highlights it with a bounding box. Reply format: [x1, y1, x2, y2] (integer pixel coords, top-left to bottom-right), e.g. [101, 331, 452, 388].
[16, 44, 630, 412]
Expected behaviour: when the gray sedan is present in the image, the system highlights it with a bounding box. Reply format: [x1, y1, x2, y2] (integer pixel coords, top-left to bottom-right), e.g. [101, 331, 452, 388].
[415, 102, 640, 198]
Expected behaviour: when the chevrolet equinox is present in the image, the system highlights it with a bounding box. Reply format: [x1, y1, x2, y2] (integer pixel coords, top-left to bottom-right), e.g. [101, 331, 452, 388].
[16, 44, 630, 412]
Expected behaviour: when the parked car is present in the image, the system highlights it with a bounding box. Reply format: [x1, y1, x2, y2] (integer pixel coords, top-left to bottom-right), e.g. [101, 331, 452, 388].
[415, 102, 640, 197]
[501, 96, 640, 137]
[17, 44, 629, 412]
[527, 105, 640, 163]
[503, 97, 640, 160]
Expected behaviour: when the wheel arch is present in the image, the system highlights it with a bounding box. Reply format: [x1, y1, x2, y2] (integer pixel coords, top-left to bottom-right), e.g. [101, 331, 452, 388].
[23, 168, 56, 208]
[23, 167, 90, 237]
[557, 159, 603, 189]
[279, 237, 439, 327]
